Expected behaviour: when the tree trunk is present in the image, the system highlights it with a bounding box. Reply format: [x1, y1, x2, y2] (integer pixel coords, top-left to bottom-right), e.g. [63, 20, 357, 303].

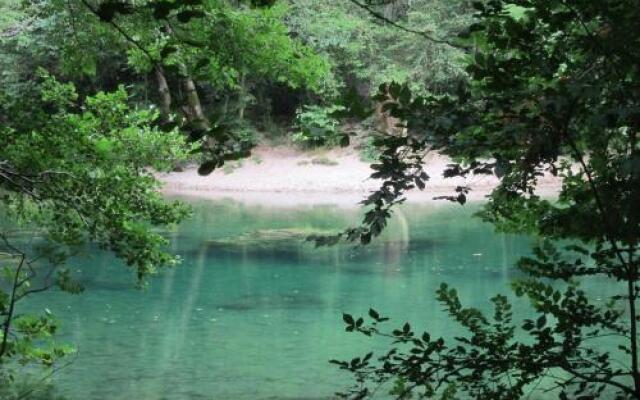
[238, 71, 247, 121]
[374, 84, 407, 136]
[222, 94, 230, 117]
[382, 0, 410, 22]
[154, 65, 172, 124]
[179, 64, 210, 131]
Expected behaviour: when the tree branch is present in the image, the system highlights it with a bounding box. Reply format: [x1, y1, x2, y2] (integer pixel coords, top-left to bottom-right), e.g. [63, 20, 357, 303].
[346, 0, 468, 50]
[78, 0, 158, 63]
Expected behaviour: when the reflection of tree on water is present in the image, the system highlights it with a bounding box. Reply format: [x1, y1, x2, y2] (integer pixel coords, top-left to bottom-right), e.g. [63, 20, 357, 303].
[378, 207, 410, 274]
[151, 228, 182, 397]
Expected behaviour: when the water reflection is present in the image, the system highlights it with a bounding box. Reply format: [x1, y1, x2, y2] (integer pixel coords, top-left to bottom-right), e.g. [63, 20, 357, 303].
[23, 199, 541, 399]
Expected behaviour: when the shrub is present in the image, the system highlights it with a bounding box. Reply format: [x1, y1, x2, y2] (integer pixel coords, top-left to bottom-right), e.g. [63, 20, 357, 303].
[358, 134, 381, 162]
[291, 104, 346, 147]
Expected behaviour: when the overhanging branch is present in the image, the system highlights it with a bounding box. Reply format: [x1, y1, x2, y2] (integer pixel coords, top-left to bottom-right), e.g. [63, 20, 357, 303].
[346, 0, 468, 50]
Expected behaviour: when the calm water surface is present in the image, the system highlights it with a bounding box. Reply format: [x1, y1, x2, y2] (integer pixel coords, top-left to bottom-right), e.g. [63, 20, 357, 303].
[20, 199, 621, 399]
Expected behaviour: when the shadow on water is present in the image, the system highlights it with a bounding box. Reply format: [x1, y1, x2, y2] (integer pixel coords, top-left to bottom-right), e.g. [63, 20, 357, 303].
[216, 293, 325, 312]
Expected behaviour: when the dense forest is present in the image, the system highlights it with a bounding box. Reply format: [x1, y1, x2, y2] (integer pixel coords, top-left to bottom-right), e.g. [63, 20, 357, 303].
[1, 0, 640, 399]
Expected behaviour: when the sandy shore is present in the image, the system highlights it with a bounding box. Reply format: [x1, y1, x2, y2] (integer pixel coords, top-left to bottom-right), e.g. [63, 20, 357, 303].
[158, 146, 561, 207]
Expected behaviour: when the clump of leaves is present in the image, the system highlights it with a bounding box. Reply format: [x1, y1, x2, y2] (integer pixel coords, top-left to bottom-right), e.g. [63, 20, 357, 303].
[292, 104, 350, 148]
[0, 73, 191, 382]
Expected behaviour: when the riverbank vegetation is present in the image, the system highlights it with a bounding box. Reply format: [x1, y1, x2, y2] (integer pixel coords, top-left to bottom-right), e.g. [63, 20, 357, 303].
[1, 0, 639, 399]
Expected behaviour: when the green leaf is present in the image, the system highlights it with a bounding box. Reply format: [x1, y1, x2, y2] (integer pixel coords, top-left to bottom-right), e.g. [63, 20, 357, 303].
[94, 138, 114, 157]
[504, 4, 532, 21]
[536, 315, 546, 329]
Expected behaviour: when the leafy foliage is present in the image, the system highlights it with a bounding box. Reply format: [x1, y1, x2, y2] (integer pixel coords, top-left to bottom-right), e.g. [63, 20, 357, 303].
[1, 0, 334, 178]
[286, 0, 472, 96]
[309, 83, 429, 246]
[0, 73, 191, 386]
[292, 104, 349, 147]
[332, 0, 640, 398]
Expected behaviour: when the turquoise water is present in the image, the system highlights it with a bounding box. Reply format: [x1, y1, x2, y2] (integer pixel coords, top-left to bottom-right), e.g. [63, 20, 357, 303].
[18, 199, 621, 399]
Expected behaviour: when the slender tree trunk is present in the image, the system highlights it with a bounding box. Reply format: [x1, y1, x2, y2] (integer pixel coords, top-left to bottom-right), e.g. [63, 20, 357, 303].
[179, 65, 210, 131]
[238, 71, 247, 121]
[375, 84, 406, 136]
[0, 255, 24, 360]
[162, 22, 210, 131]
[222, 94, 230, 117]
[382, 0, 410, 22]
[154, 65, 172, 124]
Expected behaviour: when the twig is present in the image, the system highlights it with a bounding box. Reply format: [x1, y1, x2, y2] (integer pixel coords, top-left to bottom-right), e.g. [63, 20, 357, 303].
[346, 0, 467, 50]
[78, 0, 158, 63]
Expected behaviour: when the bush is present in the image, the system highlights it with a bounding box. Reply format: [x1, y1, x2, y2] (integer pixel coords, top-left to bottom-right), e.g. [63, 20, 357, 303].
[358, 134, 381, 162]
[230, 123, 259, 147]
[291, 104, 346, 147]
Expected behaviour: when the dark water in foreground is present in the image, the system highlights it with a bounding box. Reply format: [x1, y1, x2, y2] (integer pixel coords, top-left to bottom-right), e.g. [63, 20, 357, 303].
[18, 199, 622, 399]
